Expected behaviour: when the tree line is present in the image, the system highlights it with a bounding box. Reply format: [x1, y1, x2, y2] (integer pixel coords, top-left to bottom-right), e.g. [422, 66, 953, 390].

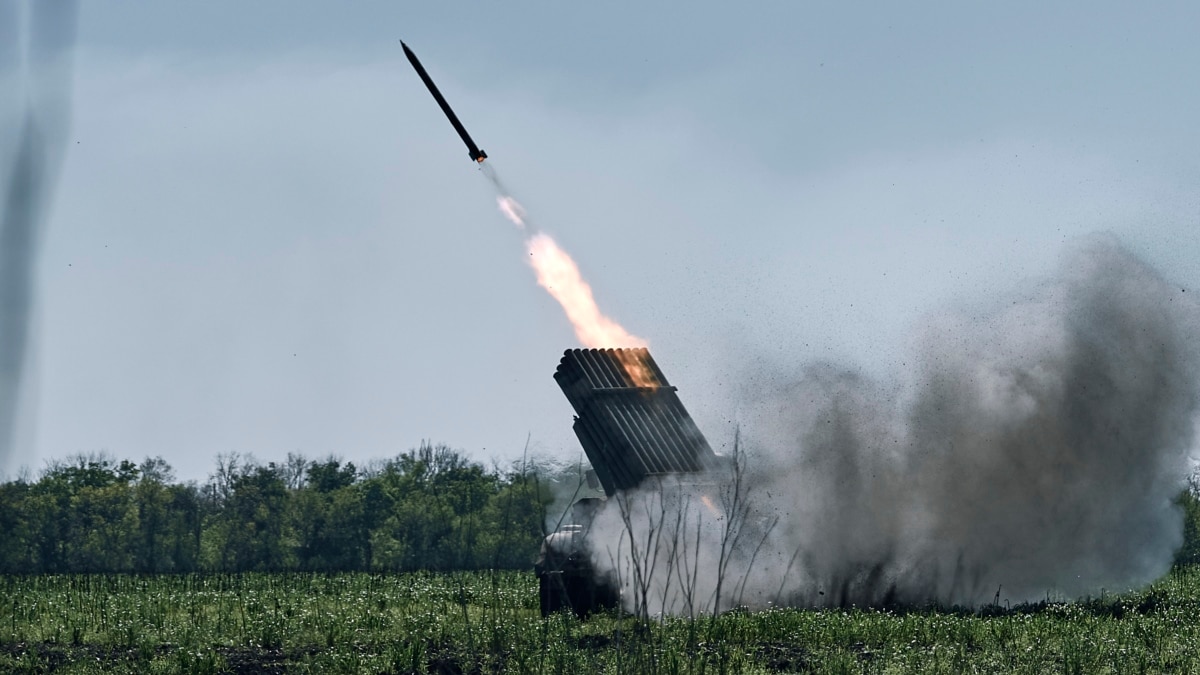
[0, 443, 557, 574]
[2, 442, 1198, 575]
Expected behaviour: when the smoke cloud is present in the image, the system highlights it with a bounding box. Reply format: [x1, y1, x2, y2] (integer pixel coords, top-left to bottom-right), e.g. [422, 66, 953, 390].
[589, 236, 1200, 611]
[0, 0, 77, 474]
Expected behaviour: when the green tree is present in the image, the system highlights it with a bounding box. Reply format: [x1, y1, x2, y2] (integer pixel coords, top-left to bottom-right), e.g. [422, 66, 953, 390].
[205, 461, 293, 571]
[0, 479, 34, 572]
[0, 443, 555, 574]
[292, 458, 368, 570]
[31, 455, 140, 572]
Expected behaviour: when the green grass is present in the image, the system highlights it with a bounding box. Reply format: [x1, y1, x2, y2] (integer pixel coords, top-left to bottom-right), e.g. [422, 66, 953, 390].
[2, 567, 1199, 674]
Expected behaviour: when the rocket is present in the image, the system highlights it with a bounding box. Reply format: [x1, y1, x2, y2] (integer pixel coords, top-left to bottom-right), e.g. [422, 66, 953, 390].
[401, 41, 488, 163]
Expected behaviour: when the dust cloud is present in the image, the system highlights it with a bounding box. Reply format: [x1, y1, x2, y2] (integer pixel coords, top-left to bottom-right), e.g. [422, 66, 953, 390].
[588, 235, 1200, 612]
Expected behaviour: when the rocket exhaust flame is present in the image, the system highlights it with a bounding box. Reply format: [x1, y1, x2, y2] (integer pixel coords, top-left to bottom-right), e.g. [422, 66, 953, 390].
[524, 233, 647, 351]
[496, 196, 526, 231]
[485, 166, 653, 385]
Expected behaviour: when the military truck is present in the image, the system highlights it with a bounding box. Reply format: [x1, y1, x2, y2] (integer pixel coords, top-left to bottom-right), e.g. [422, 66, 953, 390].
[537, 348, 720, 617]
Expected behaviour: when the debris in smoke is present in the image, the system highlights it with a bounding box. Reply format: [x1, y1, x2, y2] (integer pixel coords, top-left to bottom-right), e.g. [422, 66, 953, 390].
[461, 105, 1196, 614]
[587, 235, 1200, 613]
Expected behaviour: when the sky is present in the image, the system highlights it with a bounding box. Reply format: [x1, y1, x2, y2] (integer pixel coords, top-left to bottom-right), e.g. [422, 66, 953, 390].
[4, 1, 1200, 481]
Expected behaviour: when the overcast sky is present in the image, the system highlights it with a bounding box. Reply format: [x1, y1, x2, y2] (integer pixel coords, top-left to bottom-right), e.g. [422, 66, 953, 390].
[6, 1, 1200, 480]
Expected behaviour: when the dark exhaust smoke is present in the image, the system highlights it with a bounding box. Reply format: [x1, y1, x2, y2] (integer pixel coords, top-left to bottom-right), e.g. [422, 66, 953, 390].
[0, 0, 77, 473]
[589, 235, 1200, 612]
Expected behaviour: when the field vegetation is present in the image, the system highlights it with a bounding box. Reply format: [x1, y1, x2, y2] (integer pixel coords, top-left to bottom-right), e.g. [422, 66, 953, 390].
[1, 449, 1199, 673]
[2, 567, 1200, 674]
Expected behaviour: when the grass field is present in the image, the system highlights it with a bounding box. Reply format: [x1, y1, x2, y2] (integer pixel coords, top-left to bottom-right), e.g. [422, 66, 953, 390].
[2, 567, 1199, 674]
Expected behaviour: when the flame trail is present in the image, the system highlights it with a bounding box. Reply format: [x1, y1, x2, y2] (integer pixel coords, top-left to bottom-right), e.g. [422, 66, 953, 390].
[484, 167, 651, 384]
[497, 196, 526, 231]
[523, 232, 647, 350]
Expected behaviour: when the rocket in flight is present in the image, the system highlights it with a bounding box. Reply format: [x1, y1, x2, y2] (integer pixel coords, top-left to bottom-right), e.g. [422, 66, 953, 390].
[402, 41, 488, 163]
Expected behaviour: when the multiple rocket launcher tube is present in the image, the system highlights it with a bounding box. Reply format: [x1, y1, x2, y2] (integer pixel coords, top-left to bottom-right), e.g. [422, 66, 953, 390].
[401, 41, 488, 164]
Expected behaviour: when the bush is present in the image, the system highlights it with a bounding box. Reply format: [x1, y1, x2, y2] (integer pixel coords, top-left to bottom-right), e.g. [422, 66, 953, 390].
[1176, 471, 1200, 567]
